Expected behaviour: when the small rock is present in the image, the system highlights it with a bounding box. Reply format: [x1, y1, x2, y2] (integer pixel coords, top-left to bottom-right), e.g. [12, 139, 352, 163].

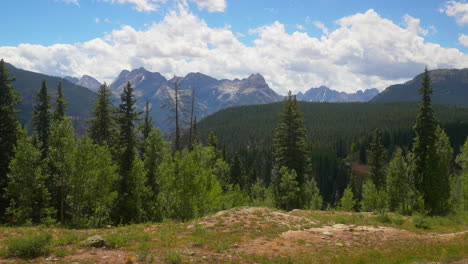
[189, 252, 195, 256]
[335, 243, 343, 247]
[85, 235, 106, 248]
[323, 231, 333, 236]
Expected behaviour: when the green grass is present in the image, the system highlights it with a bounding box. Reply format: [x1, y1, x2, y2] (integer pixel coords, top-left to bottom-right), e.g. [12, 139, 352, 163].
[5, 231, 52, 259]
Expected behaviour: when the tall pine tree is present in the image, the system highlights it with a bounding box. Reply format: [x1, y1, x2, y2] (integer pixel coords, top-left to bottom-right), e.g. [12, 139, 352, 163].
[368, 128, 386, 189]
[88, 83, 116, 147]
[115, 81, 143, 223]
[273, 91, 309, 208]
[412, 68, 445, 215]
[33, 80, 52, 159]
[0, 59, 20, 221]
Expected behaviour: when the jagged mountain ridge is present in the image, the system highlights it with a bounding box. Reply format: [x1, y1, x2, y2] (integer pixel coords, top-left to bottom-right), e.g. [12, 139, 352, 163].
[76, 75, 102, 92]
[297, 86, 379, 102]
[371, 68, 468, 106]
[109, 68, 283, 130]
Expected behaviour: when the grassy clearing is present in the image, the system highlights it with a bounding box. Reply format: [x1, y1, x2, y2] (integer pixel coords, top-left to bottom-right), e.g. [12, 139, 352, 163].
[0, 208, 466, 263]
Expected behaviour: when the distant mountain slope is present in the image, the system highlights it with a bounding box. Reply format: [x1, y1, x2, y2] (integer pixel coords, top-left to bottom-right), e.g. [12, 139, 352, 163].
[5, 63, 96, 131]
[297, 86, 379, 102]
[198, 102, 468, 153]
[109, 68, 282, 130]
[76, 75, 102, 92]
[372, 69, 468, 106]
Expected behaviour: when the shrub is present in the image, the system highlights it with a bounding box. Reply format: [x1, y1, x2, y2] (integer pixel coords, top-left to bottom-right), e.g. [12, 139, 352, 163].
[412, 214, 430, 229]
[165, 251, 182, 264]
[6, 231, 52, 258]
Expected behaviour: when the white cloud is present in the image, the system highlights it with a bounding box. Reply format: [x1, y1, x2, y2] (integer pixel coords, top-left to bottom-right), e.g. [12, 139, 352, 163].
[97, 0, 225, 12]
[94, 18, 100, 23]
[440, 1, 468, 25]
[1, 8, 467, 94]
[313, 21, 329, 36]
[295, 24, 306, 31]
[459, 33, 468, 46]
[56, 0, 79, 6]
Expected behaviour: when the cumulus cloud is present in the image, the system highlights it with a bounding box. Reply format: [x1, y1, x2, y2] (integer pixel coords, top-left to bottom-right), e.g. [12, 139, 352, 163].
[1, 8, 467, 94]
[64, 0, 225, 12]
[440, 0, 468, 25]
[459, 34, 468, 46]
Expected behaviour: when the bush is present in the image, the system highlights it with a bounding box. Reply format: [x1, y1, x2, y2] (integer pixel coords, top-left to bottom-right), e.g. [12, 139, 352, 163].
[165, 251, 182, 264]
[6, 231, 52, 258]
[412, 214, 430, 229]
[391, 216, 405, 225]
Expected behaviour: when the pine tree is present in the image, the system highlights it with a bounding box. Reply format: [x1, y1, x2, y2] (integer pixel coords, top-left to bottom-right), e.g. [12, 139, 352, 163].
[5, 131, 54, 224]
[0, 59, 20, 221]
[360, 180, 379, 212]
[386, 148, 411, 212]
[115, 81, 144, 223]
[33, 80, 51, 159]
[53, 82, 67, 121]
[273, 91, 309, 207]
[88, 83, 116, 147]
[412, 68, 437, 197]
[368, 128, 386, 189]
[304, 178, 323, 210]
[412, 68, 450, 215]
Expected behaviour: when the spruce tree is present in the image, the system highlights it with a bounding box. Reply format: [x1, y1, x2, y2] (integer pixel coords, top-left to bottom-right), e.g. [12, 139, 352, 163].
[273, 91, 309, 207]
[339, 186, 356, 211]
[368, 128, 386, 189]
[33, 80, 51, 159]
[88, 83, 116, 147]
[412, 68, 437, 190]
[412, 68, 449, 215]
[53, 82, 67, 121]
[115, 81, 143, 223]
[0, 59, 20, 221]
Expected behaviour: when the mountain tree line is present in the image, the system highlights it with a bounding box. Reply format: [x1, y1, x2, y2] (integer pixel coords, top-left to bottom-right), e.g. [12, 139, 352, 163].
[0, 60, 467, 226]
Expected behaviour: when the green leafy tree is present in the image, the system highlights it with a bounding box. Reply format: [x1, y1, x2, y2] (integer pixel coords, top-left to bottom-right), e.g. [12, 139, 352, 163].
[273, 91, 309, 207]
[69, 137, 118, 226]
[275, 167, 300, 211]
[5, 131, 54, 224]
[339, 186, 356, 211]
[304, 178, 323, 210]
[428, 126, 453, 215]
[0, 59, 20, 220]
[33, 80, 52, 159]
[53, 82, 67, 121]
[368, 129, 386, 189]
[454, 137, 468, 212]
[360, 180, 379, 212]
[142, 128, 168, 221]
[48, 118, 75, 223]
[250, 179, 275, 207]
[158, 145, 223, 221]
[88, 83, 116, 147]
[386, 148, 411, 212]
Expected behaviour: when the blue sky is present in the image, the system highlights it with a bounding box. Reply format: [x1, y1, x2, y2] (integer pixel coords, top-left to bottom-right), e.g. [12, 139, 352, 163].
[0, 0, 467, 94]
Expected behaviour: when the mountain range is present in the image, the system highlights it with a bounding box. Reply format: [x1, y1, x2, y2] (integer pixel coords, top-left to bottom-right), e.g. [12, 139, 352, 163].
[106, 67, 282, 129]
[372, 68, 468, 106]
[6, 62, 468, 134]
[297, 86, 379, 102]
